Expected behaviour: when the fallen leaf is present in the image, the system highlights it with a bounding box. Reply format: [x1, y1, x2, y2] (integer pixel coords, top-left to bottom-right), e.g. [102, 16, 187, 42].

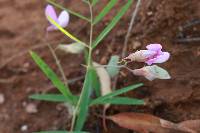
[178, 120, 200, 133]
[107, 112, 191, 133]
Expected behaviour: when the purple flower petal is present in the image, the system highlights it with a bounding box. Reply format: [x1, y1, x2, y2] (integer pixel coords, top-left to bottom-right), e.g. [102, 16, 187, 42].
[153, 52, 170, 63]
[146, 44, 162, 51]
[145, 58, 156, 65]
[45, 5, 58, 24]
[58, 11, 70, 28]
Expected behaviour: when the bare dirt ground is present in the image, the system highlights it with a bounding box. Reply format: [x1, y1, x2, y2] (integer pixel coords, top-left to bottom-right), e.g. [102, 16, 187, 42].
[0, 0, 200, 133]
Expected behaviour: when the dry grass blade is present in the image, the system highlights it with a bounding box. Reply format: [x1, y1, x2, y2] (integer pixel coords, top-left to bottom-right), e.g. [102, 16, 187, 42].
[93, 62, 112, 131]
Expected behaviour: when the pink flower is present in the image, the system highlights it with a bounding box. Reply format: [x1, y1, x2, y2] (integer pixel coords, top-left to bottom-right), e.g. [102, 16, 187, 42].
[132, 65, 171, 81]
[45, 5, 70, 31]
[124, 44, 170, 65]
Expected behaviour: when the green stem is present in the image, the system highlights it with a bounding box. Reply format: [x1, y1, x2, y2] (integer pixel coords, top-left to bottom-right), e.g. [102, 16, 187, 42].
[88, 4, 93, 65]
[70, 1, 94, 131]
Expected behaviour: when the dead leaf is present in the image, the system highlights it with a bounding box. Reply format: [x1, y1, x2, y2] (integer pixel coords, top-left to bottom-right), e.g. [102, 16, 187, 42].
[107, 112, 191, 133]
[93, 62, 112, 105]
[57, 42, 84, 54]
[178, 120, 200, 133]
[93, 62, 112, 131]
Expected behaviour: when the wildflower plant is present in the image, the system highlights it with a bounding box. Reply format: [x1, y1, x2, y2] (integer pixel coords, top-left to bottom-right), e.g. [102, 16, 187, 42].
[30, 0, 170, 133]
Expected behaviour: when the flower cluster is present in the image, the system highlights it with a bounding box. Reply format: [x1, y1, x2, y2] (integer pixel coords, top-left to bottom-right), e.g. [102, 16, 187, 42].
[123, 44, 171, 81]
[124, 44, 170, 65]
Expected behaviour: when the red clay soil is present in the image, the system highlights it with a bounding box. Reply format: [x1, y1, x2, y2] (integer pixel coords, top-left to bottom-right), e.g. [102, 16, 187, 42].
[0, 0, 200, 133]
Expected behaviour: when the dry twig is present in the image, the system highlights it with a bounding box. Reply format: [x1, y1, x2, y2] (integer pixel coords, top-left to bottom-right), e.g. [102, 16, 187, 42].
[113, 0, 142, 89]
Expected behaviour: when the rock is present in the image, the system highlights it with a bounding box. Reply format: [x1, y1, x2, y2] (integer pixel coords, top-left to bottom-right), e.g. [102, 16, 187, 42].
[147, 11, 153, 16]
[21, 124, 28, 132]
[25, 103, 38, 114]
[131, 40, 141, 50]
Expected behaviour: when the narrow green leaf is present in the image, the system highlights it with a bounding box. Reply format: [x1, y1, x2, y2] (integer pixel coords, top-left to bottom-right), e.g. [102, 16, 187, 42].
[30, 51, 76, 105]
[29, 94, 67, 102]
[47, 16, 86, 47]
[91, 68, 101, 97]
[93, 0, 118, 25]
[92, 0, 99, 6]
[46, 0, 90, 22]
[92, 0, 132, 49]
[91, 83, 143, 105]
[84, 49, 89, 64]
[106, 55, 120, 77]
[90, 97, 144, 106]
[75, 68, 94, 131]
[34, 131, 88, 133]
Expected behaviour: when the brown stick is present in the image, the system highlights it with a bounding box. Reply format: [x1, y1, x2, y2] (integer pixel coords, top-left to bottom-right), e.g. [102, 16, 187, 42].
[113, 0, 142, 89]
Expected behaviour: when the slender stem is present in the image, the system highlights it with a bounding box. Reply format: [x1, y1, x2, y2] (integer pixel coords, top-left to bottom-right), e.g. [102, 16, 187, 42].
[88, 2, 93, 65]
[70, 1, 94, 131]
[90, 64, 133, 73]
[47, 43, 69, 87]
[45, 33, 69, 88]
[122, 0, 141, 58]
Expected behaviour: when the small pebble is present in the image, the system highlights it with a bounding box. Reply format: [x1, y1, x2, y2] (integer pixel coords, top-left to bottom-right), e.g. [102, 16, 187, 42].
[21, 125, 28, 131]
[95, 49, 100, 55]
[23, 62, 30, 68]
[22, 101, 27, 107]
[0, 93, 5, 104]
[147, 11, 153, 16]
[25, 103, 38, 114]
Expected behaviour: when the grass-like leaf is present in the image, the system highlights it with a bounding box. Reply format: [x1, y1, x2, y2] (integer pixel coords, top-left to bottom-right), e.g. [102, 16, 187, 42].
[29, 94, 67, 102]
[90, 83, 143, 105]
[92, 0, 132, 49]
[93, 0, 118, 25]
[46, 0, 90, 22]
[75, 68, 94, 131]
[90, 97, 144, 106]
[30, 51, 77, 105]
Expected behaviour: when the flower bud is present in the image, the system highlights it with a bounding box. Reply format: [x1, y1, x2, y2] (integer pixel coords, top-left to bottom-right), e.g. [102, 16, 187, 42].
[45, 5, 70, 31]
[124, 44, 170, 65]
[132, 65, 171, 81]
